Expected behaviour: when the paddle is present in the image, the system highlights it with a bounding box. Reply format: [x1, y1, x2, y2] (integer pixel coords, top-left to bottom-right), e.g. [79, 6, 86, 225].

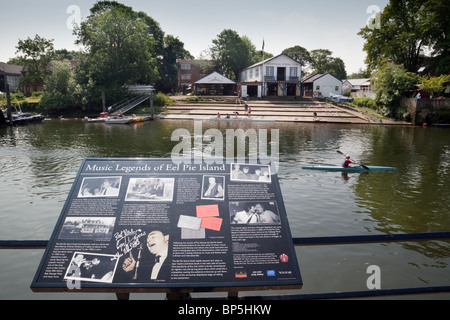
[337, 151, 370, 170]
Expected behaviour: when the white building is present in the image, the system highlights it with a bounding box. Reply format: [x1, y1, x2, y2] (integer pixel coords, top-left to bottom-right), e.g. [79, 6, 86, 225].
[194, 71, 237, 96]
[302, 73, 343, 98]
[239, 53, 303, 98]
[342, 78, 375, 98]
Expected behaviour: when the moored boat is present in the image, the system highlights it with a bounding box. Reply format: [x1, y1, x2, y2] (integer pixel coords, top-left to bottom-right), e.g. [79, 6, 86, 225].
[302, 165, 396, 172]
[85, 117, 106, 123]
[7, 113, 45, 125]
[104, 117, 133, 124]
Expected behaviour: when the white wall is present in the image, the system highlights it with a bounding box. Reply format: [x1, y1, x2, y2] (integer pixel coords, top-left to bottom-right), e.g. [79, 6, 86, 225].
[242, 55, 302, 83]
[240, 54, 302, 98]
[313, 74, 342, 98]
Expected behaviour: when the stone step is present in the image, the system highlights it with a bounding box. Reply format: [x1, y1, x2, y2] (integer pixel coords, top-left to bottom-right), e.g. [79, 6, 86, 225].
[164, 97, 372, 123]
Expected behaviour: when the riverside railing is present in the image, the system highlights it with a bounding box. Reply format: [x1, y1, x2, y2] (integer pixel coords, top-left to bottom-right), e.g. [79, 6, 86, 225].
[2, 231, 450, 300]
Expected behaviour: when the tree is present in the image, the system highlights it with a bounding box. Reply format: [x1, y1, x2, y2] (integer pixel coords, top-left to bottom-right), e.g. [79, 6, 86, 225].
[209, 30, 254, 80]
[78, 1, 191, 96]
[156, 35, 193, 92]
[54, 49, 85, 61]
[310, 49, 347, 79]
[419, 75, 450, 97]
[359, 0, 445, 74]
[422, 0, 450, 75]
[75, 5, 160, 102]
[282, 46, 313, 71]
[348, 68, 371, 79]
[15, 34, 54, 88]
[40, 61, 82, 114]
[371, 63, 418, 115]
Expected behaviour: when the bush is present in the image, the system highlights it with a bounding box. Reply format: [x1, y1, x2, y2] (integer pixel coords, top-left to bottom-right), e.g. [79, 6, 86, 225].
[183, 96, 207, 103]
[154, 92, 175, 107]
[30, 91, 44, 99]
[352, 97, 376, 109]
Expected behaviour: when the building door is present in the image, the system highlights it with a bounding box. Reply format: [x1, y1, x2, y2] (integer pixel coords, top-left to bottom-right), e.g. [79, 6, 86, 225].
[247, 85, 258, 97]
[277, 67, 286, 81]
[287, 84, 297, 96]
[267, 83, 277, 96]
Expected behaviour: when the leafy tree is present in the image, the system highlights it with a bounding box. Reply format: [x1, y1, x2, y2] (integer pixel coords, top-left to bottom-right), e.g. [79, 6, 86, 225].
[75, 6, 160, 102]
[40, 61, 82, 114]
[282, 46, 313, 71]
[419, 75, 450, 97]
[348, 68, 371, 79]
[371, 63, 418, 115]
[422, 0, 450, 75]
[310, 49, 347, 79]
[15, 34, 55, 88]
[358, 0, 448, 74]
[157, 35, 193, 92]
[209, 29, 254, 80]
[78, 1, 191, 97]
[54, 49, 85, 61]
[241, 36, 260, 64]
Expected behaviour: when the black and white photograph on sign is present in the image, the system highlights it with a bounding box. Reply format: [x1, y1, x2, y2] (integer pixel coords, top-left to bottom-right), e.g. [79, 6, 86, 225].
[230, 201, 281, 224]
[116, 227, 171, 282]
[201, 175, 225, 200]
[78, 177, 122, 197]
[230, 163, 271, 183]
[64, 252, 118, 284]
[58, 217, 116, 240]
[125, 178, 174, 202]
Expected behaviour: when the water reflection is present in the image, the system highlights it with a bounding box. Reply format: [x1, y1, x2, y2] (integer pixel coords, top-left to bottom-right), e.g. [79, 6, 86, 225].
[1, 119, 449, 292]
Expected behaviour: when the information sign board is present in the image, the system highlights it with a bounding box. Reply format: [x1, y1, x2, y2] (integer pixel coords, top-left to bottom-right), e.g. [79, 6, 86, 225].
[31, 158, 302, 293]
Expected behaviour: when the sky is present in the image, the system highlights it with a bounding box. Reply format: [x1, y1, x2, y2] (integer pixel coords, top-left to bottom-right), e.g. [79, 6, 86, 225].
[0, 0, 389, 75]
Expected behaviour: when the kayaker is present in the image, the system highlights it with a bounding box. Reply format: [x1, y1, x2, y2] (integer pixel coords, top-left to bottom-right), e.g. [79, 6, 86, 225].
[342, 155, 356, 168]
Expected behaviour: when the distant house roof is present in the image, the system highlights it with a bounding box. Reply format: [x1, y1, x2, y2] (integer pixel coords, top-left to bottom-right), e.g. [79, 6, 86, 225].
[344, 78, 371, 86]
[302, 73, 342, 83]
[195, 71, 236, 85]
[0, 64, 23, 75]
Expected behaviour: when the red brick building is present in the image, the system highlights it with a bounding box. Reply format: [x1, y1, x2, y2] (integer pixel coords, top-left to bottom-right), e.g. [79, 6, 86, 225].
[177, 59, 214, 92]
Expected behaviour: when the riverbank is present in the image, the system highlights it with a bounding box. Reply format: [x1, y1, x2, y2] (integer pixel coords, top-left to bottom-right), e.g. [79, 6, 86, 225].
[1, 120, 449, 300]
[159, 96, 410, 125]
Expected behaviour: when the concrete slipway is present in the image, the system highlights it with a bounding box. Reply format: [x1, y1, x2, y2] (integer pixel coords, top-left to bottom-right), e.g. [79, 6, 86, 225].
[158, 97, 406, 125]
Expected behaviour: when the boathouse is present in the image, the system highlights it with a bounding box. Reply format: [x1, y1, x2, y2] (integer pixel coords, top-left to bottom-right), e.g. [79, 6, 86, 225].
[194, 71, 237, 96]
[0, 63, 23, 93]
[239, 53, 303, 99]
[302, 73, 343, 98]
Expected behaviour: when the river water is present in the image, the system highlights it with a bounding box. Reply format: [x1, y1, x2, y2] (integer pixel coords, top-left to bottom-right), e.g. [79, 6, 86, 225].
[1, 119, 449, 300]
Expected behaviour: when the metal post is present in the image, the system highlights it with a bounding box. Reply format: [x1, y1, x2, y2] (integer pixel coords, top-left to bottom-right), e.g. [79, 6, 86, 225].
[150, 91, 154, 120]
[102, 91, 106, 113]
[6, 84, 12, 126]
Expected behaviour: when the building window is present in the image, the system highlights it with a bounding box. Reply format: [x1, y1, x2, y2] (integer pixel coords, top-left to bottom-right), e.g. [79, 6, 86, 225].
[256, 68, 259, 78]
[181, 74, 191, 80]
[181, 64, 191, 70]
[316, 85, 320, 91]
[249, 69, 253, 79]
[335, 86, 339, 91]
[290, 67, 298, 77]
[266, 66, 274, 77]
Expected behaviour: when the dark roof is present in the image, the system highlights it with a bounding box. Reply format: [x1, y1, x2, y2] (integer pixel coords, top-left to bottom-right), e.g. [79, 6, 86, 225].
[302, 73, 342, 83]
[0, 64, 23, 75]
[302, 74, 324, 83]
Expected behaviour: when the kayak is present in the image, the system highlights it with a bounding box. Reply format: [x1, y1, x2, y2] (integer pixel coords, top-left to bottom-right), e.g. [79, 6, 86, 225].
[302, 166, 396, 172]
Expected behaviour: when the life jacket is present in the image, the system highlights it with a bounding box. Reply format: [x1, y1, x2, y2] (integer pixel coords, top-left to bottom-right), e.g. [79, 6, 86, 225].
[342, 158, 352, 167]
